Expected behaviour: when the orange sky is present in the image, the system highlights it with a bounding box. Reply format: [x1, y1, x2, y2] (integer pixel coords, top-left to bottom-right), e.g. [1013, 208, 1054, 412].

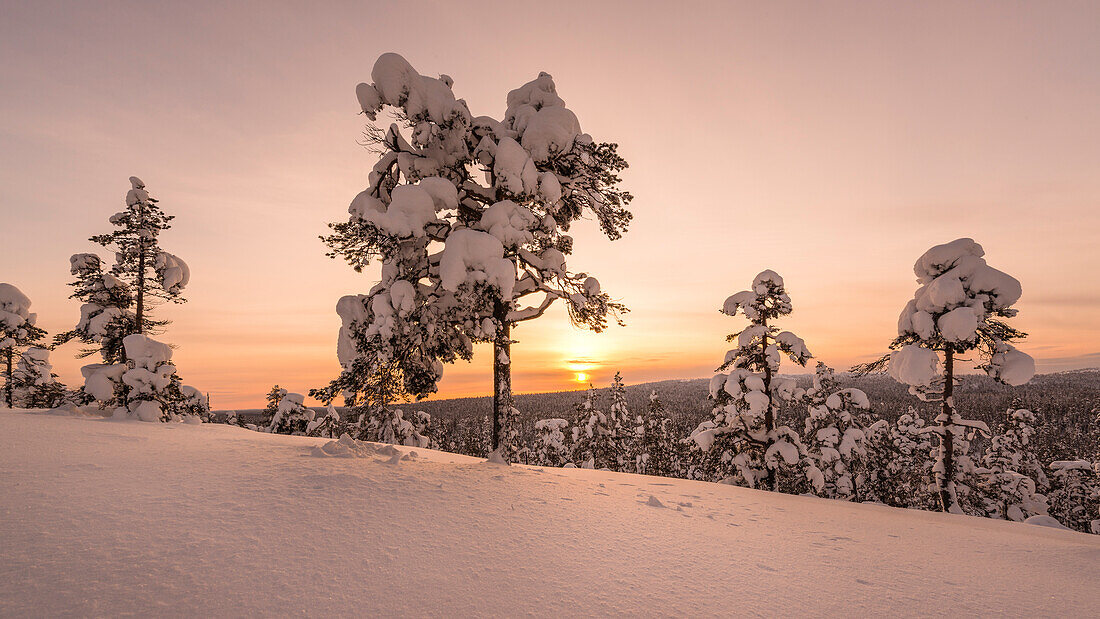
[2, 1, 1098, 409]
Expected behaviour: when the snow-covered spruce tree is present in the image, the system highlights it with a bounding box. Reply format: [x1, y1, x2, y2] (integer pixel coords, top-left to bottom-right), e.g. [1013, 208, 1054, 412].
[804, 361, 838, 408]
[688, 271, 812, 491]
[571, 385, 618, 469]
[263, 385, 287, 418]
[882, 408, 938, 509]
[11, 347, 70, 409]
[267, 392, 315, 435]
[861, 238, 1035, 513]
[532, 417, 570, 467]
[856, 417, 897, 505]
[606, 372, 635, 471]
[322, 53, 632, 461]
[78, 331, 203, 422]
[57, 177, 189, 360]
[977, 408, 1049, 521]
[175, 386, 211, 422]
[56, 178, 197, 418]
[637, 390, 681, 477]
[306, 404, 343, 438]
[118, 334, 184, 421]
[803, 387, 874, 501]
[1047, 460, 1099, 534]
[55, 253, 133, 364]
[0, 283, 48, 408]
[366, 408, 431, 447]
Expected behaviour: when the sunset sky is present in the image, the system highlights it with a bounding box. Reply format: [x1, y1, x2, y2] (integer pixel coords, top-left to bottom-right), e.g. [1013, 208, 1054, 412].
[2, 1, 1098, 409]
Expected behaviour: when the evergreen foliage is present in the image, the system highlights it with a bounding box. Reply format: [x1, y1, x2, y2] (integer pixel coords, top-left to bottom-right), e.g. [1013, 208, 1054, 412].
[861, 238, 1034, 513]
[321, 53, 632, 461]
[0, 283, 48, 409]
[688, 270, 812, 490]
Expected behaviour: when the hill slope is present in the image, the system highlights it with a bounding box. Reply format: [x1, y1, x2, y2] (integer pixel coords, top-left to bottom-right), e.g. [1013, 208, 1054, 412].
[1, 409, 1097, 616]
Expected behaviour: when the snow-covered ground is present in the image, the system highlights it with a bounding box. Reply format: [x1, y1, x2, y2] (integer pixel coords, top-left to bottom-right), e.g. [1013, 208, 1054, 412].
[1, 409, 1097, 616]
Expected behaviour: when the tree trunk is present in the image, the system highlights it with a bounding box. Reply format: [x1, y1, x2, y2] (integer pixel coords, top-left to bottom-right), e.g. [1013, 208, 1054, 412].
[135, 245, 145, 335]
[4, 348, 12, 408]
[491, 297, 512, 457]
[761, 329, 776, 492]
[937, 348, 956, 512]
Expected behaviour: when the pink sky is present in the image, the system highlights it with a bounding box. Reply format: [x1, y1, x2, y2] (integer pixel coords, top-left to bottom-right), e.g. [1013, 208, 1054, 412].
[2, 1, 1098, 409]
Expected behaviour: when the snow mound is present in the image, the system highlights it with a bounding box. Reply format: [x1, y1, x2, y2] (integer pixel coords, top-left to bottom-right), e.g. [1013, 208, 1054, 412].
[350, 184, 439, 237]
[439, 229, 516, 300]
[311, 433, 381, 458]
[889, 344, 940, 387]
[154, 252, 190, 294]
[1024, 515, 1072, 530]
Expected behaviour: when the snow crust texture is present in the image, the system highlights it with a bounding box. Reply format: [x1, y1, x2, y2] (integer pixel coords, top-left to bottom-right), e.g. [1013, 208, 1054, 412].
[1, 410, 1097, 617]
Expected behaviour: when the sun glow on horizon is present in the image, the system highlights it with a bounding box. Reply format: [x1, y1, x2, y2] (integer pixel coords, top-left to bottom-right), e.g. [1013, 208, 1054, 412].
[574, 372, 589, 383]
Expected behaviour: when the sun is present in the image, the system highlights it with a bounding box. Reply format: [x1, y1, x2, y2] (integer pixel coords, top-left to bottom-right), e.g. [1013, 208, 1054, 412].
[574, 372, 588, 383]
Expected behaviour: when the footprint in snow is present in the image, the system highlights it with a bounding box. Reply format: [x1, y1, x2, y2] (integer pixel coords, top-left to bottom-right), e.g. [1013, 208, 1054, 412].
[756, 563, 778, 573]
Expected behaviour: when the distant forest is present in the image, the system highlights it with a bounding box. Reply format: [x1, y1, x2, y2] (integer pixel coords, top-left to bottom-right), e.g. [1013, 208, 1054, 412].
[231, 369, 1100, 463]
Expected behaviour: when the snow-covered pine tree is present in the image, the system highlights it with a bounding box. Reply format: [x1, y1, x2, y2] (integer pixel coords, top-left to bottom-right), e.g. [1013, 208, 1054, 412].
[1047, 460, 1099, 534]
[306, 404, 343, 438]
[267, 392, 314, 435]
[606, 372, 635, 471]
[803, 387, 873, 501]
[637, 390, 680, 478]
[117, 334, 186, 421]
[366, 408, 431, 447]
[857, 417, 897, 505]
[322, 53, 632, 461]
[571, 385, 617, 469]
[11, 347, 70, 409]
[977, 408, 1049, 521]
[57, 178, 189, 359]
[882, 408, 938, 509]
[0, 283, 48, 409]
[311, 351, 416, 443]
[862, 238, 1034, 513]
[56, 178, 197, 415]
[55, 253, 133, 364]
[688, 270, 812, 491]
[532, 418, 570, 467]
[804, 361, 838, 408]
[263, 385, 287, 419]
[174, 385, 211, 422]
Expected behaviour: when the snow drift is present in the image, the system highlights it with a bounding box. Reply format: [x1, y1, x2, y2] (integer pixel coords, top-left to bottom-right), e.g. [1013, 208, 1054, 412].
[0, 409, 1096, 616]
